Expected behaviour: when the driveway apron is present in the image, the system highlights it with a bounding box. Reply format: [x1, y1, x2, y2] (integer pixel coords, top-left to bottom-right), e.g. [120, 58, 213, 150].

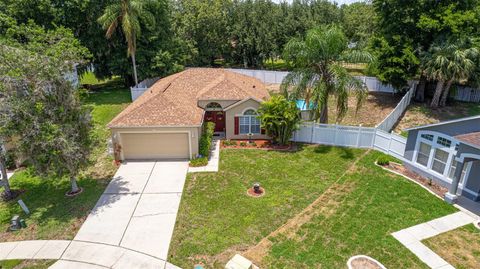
[73, 160, 188, 260]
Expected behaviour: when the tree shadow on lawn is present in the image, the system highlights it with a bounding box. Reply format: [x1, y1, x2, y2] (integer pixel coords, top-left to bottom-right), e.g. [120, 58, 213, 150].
[82, 78, 131, 106]
[313, 145, 355, 159]
[274, 144, 356, 160]
[0, 169, 116, 241]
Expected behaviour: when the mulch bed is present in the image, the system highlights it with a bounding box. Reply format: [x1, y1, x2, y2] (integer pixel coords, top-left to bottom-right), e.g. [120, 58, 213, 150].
[222, 140, 294, 151]
[380, 162, 448, 197]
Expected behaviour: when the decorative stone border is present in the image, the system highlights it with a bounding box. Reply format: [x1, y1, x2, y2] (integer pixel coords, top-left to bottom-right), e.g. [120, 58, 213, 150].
[347, 255, 387, 269]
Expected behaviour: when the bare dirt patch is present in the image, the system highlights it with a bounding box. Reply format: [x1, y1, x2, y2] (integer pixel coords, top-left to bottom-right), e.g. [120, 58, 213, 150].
[330, 92, 402, 127]
[394, 102, 480, 134]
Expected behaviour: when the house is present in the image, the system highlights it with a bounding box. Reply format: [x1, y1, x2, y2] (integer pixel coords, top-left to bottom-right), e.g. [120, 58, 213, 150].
[108, 68, 270, 160]
[403, 115, 480, 203]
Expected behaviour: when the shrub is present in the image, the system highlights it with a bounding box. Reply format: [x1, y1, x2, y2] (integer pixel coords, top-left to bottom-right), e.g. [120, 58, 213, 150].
[248, 141, 257, 147]
[199, 122, 215, 157]
[239, 142, 247, 147]
[377, 156, 390, 166]
[190, 157, 208, 167]
[5, 151, 16, 170]
[258, 95, 301, 146]
[222, 140, 237, 146]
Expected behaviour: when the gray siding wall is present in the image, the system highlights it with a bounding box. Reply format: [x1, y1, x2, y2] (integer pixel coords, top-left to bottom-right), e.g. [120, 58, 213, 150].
[404, 118, 480, 161]
[463, 161, 480, 201]
[458, 143, 480, 201]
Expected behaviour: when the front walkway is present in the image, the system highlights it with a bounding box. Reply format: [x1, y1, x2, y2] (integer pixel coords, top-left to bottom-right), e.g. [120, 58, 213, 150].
[188, 139, 220, 173]
[392, 211, 476, 269]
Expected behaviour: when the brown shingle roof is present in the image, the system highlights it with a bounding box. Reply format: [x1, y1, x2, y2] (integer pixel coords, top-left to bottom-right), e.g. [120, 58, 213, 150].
[455, 132, 480, 149]
[108, 68, 269, 128]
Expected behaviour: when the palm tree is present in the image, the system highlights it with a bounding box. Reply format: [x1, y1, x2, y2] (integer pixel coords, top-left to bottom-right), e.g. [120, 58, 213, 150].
[98, 0, 154, 86]
[281, 26, 372, 123]
[423, 41, 478, 108]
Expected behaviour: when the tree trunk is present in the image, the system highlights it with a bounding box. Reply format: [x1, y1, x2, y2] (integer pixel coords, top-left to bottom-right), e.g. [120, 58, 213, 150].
[70, 176, 80, 194]
[319, 104, 328, 123]
[131, 53, 138, 86]
[440, 80, 453, 107]
[430, 80, 445, 108]
[415, 76, 426, 102]
[0, 156, 12, 197]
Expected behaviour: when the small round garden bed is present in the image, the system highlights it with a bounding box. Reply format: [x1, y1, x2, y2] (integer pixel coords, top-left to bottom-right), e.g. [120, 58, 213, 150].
[247, 185, 265, 198]
[347, 255, 386, 269]
[65, 187, 84, 197]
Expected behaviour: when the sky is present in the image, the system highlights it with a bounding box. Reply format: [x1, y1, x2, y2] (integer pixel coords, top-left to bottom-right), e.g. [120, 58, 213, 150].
[272, 0, 362, 5]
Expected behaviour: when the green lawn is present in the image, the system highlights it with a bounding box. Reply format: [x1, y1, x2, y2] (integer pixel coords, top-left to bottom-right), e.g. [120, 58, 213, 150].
[0, 75, 131, 241]
[423, 224, 480, 269]
[0, 259, 55, 269]
[169, 146, 456, 268]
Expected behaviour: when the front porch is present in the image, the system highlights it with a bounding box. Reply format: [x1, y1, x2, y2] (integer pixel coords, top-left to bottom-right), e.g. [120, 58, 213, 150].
[445, 147, 480, 205]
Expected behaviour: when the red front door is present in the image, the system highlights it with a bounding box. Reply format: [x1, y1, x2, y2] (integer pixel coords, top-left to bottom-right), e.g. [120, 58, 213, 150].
[204, 111, 225, 132]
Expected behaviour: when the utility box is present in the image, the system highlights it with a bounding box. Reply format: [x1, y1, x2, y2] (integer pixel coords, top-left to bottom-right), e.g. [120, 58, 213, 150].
[225, 254, 258, 269]
[10, 215, 20, 231]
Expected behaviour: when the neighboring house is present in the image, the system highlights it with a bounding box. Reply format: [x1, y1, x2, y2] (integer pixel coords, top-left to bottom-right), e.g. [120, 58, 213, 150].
[108, 68, 270, 160]
[403, 115, 480, 203]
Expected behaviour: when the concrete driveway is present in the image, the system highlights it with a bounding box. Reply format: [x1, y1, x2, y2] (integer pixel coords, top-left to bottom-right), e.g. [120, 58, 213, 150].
[74, 160, 188, 260]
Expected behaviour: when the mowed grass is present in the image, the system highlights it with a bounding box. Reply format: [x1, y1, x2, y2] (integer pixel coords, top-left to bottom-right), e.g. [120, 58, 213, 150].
[169, 145, 363, 267]
[0, 75, 131, 241]
[423, 224, 480, 269]
[169, 147, 456, 268]
[0, 259, 55, 269]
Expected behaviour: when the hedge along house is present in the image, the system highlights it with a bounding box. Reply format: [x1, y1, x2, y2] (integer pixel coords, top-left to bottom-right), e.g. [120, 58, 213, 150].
[403, 115, 480, 203]
[108, 68, 270, 160]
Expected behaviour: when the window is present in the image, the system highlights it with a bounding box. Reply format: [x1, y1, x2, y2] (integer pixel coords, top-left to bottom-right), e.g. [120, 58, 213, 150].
[421, 134, 434, 141]
[206, 102, 222, 111]
[239, 109, 261, 134]
[416, 142, 431, 167]
[432, 149, 449, 174]
[436, 137, 452, 148]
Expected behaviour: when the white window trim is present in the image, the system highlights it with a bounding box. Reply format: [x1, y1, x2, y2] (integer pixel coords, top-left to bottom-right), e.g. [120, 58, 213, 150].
[413, 131, 459, 180]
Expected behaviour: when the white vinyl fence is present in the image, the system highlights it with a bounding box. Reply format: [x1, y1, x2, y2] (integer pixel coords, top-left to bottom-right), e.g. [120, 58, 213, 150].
[293, 123, 376, 148]
[227, 68, 397, 93]
[130, 77, 160, 101]
[376, 84, 417, 132]
[454, 86, 480, 103]
[226, 68, 289, 84]
[292, 123, 407, 160]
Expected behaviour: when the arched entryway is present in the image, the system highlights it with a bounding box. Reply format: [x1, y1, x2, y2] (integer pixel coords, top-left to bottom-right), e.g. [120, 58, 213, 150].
[204, 102, 225, 133]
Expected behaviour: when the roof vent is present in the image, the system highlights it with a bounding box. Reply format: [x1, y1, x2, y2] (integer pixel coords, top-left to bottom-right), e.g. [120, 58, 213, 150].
[253, 85, 256, 88]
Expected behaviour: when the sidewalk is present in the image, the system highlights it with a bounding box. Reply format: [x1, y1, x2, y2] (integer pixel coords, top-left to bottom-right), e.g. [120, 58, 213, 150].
[392, 211, 476, 269]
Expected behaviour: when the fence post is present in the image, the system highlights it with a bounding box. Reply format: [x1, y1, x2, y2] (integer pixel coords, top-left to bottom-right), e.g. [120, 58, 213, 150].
[356, 126, 362, 147]
[311, 123, 315, 143]
[334, 124, 338, 145]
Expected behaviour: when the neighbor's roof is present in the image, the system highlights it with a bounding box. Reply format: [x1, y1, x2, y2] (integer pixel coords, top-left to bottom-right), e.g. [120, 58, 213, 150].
[108, 68, 269, 128]
[455, 132, 480, 149]
[404, 115, 480, 131]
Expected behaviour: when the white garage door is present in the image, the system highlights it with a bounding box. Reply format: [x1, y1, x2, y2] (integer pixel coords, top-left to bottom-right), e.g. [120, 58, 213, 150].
[121, 133, 190, 160]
